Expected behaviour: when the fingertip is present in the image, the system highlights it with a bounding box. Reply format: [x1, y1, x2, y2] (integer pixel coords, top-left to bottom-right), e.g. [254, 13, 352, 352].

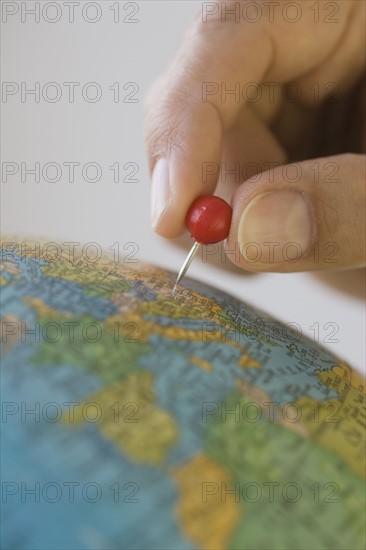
[148, 104, 223, 239]
[152, 207, 187, 239]
[226, 173, 316, 272]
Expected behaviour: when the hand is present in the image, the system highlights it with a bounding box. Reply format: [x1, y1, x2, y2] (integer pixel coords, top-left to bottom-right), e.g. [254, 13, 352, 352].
[144, 0, 365, 272]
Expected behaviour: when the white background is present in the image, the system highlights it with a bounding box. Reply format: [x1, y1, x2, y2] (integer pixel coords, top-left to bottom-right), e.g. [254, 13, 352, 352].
[1, 0, 365, 374]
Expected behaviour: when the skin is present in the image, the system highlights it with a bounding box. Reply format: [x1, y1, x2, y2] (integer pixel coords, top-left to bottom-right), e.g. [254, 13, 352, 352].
[144, 0, 365, 272]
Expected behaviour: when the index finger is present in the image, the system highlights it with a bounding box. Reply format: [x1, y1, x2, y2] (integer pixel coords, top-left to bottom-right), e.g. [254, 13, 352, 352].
[144, 0, 354, 237]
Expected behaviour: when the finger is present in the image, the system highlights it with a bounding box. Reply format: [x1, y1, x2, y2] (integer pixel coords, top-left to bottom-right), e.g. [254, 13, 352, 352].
[225, 153, 366, 272]
[216, 107, 287, 202]
[145, 1, 355, 238]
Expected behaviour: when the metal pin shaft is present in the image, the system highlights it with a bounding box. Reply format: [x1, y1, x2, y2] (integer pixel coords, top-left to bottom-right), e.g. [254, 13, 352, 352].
[172, 241, 201, 295]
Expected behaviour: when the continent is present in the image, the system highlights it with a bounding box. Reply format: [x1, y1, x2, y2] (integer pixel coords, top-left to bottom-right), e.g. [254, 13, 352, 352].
[40, 258, 130, 299]
[2, 238, 366, 550]
[204, 389, 365, 550]
[295, 367, 366, 479]
[236, 378, 308, 437]
[24, 296, 72, 318]
[171, 454, 241, 550]
[64, 372, 178, 465]
[141, 291, 275, 348]
[31, 308, 150, 384]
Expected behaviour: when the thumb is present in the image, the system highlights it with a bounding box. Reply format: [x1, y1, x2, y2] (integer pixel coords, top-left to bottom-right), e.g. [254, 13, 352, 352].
[226, 153, 365, 272]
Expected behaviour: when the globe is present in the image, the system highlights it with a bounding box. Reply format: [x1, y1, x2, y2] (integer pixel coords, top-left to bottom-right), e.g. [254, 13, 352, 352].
[1, 238, 365, 550]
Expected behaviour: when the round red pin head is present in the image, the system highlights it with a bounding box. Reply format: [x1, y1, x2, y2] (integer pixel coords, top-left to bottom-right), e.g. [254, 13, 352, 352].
[185, 195, 233, 244]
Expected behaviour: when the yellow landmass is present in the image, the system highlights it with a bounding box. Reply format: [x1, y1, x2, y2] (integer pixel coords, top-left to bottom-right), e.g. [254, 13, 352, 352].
[171, 453, 241, 550]
[0, 261, 20, 274]
[236, 365, 366, 473]
[236, 378, 308, 437]
[1, 238, 268, 361]
[108, 313, 257, 367]
[333, 362, 365, 394]
[295, 367, 366, 479]
[141, 293, 221, 320]
[63, 372, 177, 465]
[106, 313, 148, 342]
[189, 355, 212, 372]
[23, 296, 69, 319]
[0, 260, 21, 285]
[1, 314, 23, 353]
[107, 311, 210, 345]
[237, 354, 260, 369]
[146, 324, 227, 344]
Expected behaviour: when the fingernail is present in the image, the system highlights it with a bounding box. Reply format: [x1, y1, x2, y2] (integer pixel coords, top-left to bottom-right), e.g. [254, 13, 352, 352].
[238, 191, 314, 263]
[151, 158, 171, 229]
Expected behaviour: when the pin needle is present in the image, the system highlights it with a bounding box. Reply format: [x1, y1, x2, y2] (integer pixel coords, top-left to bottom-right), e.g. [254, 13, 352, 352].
[172, 196, 232, 295]
[172, 241, 201, 295]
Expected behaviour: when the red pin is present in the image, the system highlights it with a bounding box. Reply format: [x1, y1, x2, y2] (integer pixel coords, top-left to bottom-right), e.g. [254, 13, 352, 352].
[173, 195, 232, 292]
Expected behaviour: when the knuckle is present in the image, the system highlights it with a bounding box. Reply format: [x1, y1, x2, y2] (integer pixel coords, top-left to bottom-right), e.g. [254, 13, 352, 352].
[144, 102, 187, 160]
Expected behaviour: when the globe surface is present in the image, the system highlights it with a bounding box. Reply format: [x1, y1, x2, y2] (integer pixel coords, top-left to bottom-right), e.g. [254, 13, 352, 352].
[1, 239, 365, 550]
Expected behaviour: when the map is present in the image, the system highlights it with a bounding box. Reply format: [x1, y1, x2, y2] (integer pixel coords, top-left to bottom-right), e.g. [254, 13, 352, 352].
[1, 238, 365, 550]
